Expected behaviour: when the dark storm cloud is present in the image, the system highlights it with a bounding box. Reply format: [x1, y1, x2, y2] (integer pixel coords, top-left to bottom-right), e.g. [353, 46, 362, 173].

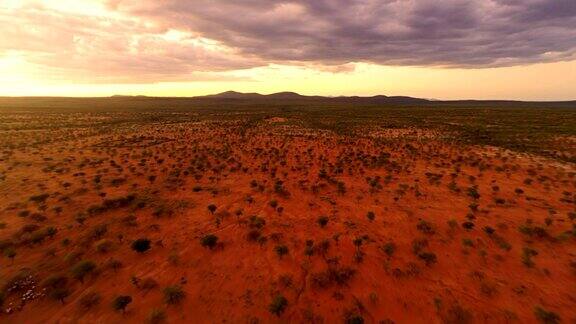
[109, 0, 576, 67]
[2, 0, 576, 83]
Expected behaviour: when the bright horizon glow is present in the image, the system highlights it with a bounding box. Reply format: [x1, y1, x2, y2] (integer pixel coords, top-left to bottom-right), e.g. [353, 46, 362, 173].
[1, 0, 576, 101]
[1, 61, 575, 101]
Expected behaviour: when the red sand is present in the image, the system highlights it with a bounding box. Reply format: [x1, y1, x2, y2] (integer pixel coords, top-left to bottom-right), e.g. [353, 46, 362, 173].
[0, 121, 575, 323]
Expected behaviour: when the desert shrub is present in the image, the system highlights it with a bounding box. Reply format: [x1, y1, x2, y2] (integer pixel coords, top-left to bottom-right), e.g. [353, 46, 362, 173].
[443, 304, 473, 324]
[462, 238, 474, 247]
[317, 216, 329, 228]
[49, 288, 70, 304]
[140, 278, 159, 291]
[88, 224, 108, 240]
[17, 224, 40, 236]
[30, 231, 48, 244]
[207, 204, 217, 214]
[366, 211, 375, 221]
[494, 236, 512, 251]
[522, 247, 538, 267]
[4, 247, 16, 262]
[418, 252, 437, 266]
[278, 274, 293, 288]
[417, 220, 435, 234]
[269, 232, 283, 242]
[248, 215, 266, 229]
[42, 274, 68, 290]
[257, 236, 268, 246]
[519, 224, 548, 239]
[275, 245, 289, 259]
[200, 234, 218, 249]
[75, 214, 87, 226]
[269, 200, 278, 208]
[353, 237, 364, 250]
[311, 266, 356, 288]
[316, 239, 330, 256]
[534, 306, 560, 324]
[131, 238, 151, 253]
[95, 239, 113, 253]
[412, 238, 428, 255]
[61, 238, 71, 246]
[106, 258, 123, 272]
[382, 242, 396, 257]
[462, 222, 475, 230]
[163, 285, 185, 305]
[467, 187, 480, 200]
[122, 215, 138, 227]
[18, 210, 30, 218]
[78, 290, 101, 309]
[30, 193, 49, 204]
[304, 244, 314, 257]
[64, 250, 83, 264]
[71, 260, 97, 283]
[483, 226, 495, 235]
[268, 295, 288, 316]
[345, 314, 364, 324]
[148, 308, 167, 324]
[247, 229, 262, 242]
[112, 295, 132, 313]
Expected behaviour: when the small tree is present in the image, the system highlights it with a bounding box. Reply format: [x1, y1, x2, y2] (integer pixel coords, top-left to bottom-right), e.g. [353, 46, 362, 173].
[268, 295, 288, 316]
[275, 245, 289, 259]
[131, 238, 151, 253]
[207, 204, 217, 214]
[112, 295, 132, 314]
[200, 234, 218, 249]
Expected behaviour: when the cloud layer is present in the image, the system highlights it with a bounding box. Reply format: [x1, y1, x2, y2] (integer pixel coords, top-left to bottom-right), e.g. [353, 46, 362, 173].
[2, 0, 576, 82]
[110, 0, 576, 67]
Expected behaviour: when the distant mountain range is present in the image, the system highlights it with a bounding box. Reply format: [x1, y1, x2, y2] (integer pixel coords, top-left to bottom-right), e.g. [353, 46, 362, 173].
[200, 91, 431, 104]
[0, 92, 574, 110]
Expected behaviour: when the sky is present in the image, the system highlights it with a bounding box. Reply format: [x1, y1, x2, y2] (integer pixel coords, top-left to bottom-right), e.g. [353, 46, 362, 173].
[1, 0, 575, 100]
